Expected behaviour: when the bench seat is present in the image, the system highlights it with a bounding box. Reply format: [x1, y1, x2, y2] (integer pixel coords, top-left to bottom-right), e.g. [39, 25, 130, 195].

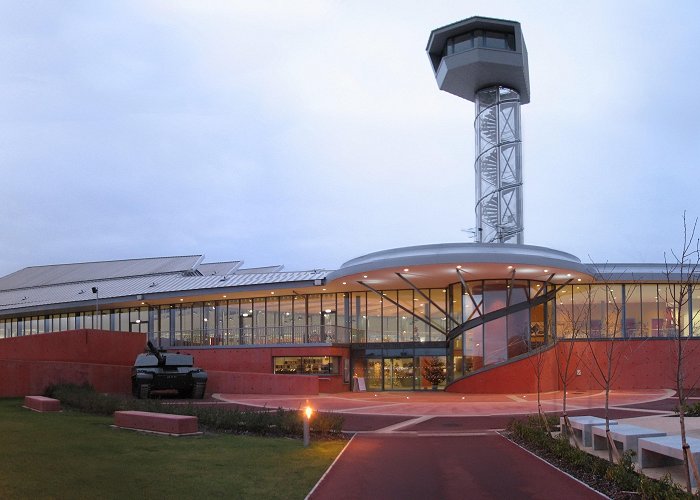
[114, 411, 199, 436]
[566, 416, 618, 447]
[638, 435, 700, 486]
[591, 423, 666, 459]
[23, 396, 61, 412]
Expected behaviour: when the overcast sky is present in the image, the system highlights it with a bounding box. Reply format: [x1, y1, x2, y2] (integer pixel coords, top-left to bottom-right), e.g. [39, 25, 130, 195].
[1, 1, 699, 276]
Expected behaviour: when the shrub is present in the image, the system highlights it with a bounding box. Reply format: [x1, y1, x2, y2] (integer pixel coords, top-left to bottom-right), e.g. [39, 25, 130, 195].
[678, 401, 700, 417]
[43, 383, 344, 438]
[506, 415, 693, 499]
[605, 450, 639, 492]
[639, 473, 689, 499]
[44, 383, 124, 415]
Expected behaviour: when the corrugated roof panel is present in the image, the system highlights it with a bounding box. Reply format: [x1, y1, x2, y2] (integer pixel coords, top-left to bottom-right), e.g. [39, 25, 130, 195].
[0, 269, 331, 313]
[0, 256, 203, 291]
[235, 265, 284, 274]
[197, 261, 243, 276]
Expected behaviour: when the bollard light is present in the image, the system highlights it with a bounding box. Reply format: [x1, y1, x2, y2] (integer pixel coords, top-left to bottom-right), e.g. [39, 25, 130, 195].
[303, 405, 313, 447]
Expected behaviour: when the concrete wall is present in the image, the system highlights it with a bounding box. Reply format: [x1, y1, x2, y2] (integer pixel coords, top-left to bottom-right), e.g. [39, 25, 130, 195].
[446, 339, 700, 394]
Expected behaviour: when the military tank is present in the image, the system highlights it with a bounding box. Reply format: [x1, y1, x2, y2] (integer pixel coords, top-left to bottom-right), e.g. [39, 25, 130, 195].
[131, 341, 208, 399]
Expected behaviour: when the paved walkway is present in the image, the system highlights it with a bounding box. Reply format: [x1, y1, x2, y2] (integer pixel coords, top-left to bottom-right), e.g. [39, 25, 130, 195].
[214, 389, 674, 432]
[307, 433, 604, 500]
[210, 390, 678, 498]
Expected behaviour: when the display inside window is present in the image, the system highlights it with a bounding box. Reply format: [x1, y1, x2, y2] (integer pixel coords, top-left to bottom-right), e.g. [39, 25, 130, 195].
[273, 356, 339, 375]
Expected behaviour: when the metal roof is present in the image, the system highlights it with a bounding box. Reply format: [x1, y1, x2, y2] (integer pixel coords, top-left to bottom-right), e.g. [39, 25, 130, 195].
[196, 261, 243, 276]
[234, 265, 284, 274]
[0, 255, 203, 292]
[587, 263, 695, 282]
[0, 269, 330, 315]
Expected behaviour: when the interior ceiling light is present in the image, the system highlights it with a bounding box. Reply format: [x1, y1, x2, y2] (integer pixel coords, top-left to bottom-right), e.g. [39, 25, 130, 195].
[544, 269, 549, 273]
[456, 265, 462, 269]
[507, 265, 513, 269]
[342, 282, 347, 285]
[363, 275, 368, 278]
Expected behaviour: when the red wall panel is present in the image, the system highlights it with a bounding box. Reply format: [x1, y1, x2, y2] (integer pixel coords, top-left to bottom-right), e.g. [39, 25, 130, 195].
[447, 339, 700, 394]
[0, 330, 350, 396]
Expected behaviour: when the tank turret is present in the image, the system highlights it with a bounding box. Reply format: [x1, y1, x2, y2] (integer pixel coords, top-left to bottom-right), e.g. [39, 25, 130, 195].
[131, 342, 207, 399]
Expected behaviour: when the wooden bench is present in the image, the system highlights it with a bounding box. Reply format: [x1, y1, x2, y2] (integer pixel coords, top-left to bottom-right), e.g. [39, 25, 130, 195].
[638, 435, 700, 485]
[114, 411, 200, 436]
[23, 396, 61, 412]
[566, 416, 618, 447]
[591, 423, 666, 459]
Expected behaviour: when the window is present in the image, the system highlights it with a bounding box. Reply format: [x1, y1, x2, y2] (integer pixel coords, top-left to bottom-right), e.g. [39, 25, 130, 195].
[273, 356, 340, 375]
[444, 29, 516, 56]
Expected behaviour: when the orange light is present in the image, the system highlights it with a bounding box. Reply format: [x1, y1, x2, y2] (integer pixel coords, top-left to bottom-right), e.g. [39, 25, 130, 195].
[304, 406, 313, 419]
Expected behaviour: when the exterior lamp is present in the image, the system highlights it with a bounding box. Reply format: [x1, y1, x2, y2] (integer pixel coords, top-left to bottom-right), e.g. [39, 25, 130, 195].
[303, 405, 313, 447]
[91, 287, 100, 329]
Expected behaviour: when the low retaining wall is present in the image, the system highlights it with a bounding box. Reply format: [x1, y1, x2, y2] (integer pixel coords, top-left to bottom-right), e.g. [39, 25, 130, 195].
[114, 411, 199, 435]
[207, 370, 319, 395]
[0, 359, 132, 397]
[0, 330, 143, 397]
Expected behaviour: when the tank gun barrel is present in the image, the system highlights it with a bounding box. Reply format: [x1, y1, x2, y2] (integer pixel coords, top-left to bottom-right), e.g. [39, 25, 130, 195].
[146, 340, 165, 366]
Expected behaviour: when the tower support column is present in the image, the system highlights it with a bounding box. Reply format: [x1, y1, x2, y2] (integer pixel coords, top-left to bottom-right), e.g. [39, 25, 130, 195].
[474, 86, 523, 244]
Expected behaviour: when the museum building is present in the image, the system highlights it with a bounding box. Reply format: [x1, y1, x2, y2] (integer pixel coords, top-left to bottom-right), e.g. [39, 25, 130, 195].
[0, 16, 697, 396]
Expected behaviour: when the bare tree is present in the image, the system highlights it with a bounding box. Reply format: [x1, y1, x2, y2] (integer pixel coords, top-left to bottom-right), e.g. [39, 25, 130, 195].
[580, 267, 627, 463]
[554, 288, 591, 442]
[525, 341, 550, 429]
[664, 213, 700, 493]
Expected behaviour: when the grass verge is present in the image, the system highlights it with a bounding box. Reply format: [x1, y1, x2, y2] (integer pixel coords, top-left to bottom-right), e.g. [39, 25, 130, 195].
[1, 398, 345, 499]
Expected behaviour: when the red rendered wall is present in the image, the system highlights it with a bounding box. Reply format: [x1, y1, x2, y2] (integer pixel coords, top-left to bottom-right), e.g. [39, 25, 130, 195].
[447, 339, 700, 394]
[0, 330, 145, 397]
[177, 345, 351, 393]
[447, 343, 560, 394]
[0, 330, 350, 397]
[566, 339, 700, 392]
[207, 371, 320, 395]
[0, 329, 146, 364]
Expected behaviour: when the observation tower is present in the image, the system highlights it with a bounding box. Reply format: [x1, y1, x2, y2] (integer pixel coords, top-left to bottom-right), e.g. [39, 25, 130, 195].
[427, 17, 530, 244]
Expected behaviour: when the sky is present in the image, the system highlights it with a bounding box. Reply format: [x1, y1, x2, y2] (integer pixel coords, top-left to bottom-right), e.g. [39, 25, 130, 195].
[1, 0, 700, 276]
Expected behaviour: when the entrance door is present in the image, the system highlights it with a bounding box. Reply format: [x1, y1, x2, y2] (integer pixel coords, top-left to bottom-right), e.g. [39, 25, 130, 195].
[365, 358, 383, 391]
[383, 357, 414, 390]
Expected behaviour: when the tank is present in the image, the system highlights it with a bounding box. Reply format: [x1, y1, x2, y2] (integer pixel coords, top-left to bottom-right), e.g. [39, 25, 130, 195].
[131, 341, 208, 399]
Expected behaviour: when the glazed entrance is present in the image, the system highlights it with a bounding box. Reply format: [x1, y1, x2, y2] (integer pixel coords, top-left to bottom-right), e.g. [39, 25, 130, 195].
[363, 356, 447, 391]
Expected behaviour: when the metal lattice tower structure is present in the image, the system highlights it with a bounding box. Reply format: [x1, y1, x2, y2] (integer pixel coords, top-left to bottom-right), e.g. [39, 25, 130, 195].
[426, 17, 530, 244]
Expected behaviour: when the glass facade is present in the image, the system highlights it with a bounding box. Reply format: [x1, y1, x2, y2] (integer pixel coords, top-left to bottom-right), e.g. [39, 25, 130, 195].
[1, 280, 698, 388]
[474, 86, 523, 244]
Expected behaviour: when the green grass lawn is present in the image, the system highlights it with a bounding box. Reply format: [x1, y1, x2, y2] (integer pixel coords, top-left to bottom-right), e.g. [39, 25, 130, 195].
[0, 399, 345, 499]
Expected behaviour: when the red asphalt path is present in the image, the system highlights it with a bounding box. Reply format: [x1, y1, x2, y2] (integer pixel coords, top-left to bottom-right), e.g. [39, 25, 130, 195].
[308, 433, 605, 500]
